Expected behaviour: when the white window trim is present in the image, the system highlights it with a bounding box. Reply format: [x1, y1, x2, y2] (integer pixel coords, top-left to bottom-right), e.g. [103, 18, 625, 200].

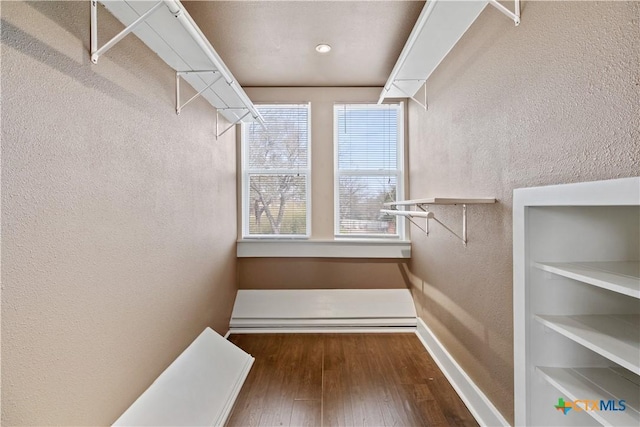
[241, 103, 312, 239]
[333, 102, 405, 239]
[236, 239, 411, 258]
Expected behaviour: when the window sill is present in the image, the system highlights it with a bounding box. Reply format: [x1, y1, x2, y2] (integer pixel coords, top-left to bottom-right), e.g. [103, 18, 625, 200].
[236, 239, 411, 259]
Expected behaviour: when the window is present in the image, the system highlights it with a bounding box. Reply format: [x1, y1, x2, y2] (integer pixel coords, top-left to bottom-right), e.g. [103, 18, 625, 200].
[334, 103, 404, 238]
[242, 104, 310, 238]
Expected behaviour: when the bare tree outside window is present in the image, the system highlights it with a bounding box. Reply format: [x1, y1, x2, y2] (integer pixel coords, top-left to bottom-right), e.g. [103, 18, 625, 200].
[244, 105, 310, 237]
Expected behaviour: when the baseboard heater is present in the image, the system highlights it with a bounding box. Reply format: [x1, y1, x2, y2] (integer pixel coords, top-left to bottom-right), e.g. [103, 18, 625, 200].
[229, 289, 417, 333]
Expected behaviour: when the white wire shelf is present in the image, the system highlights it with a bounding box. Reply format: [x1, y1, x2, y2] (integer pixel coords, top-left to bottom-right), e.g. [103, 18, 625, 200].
[92, 0, 264, 131]
[378, 0, 520, 105]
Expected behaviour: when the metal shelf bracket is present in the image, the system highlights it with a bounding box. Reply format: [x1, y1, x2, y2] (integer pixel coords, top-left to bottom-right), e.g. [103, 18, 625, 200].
[216, 109, 250, 139]
[488, 0, 521, 26]
[90, 0, 164, 64]
[175, 71, 223, 115]
[391, 80, 427, 111]
[413, 203, 469, 247]
[382, 200, 492, 246]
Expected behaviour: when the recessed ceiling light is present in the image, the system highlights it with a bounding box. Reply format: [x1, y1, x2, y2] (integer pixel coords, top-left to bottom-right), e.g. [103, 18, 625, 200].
[315, 43, 331, 54]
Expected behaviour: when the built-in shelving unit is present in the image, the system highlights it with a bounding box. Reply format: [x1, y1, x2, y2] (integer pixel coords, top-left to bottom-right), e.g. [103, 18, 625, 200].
[382, 197, 496, 245]
[378, 0, 520, 105]
[91, 0, 264, 134]
[513, 177, 640, 427]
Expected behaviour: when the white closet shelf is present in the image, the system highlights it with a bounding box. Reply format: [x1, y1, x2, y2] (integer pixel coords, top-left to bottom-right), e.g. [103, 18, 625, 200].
[92, 0, 264, 129]
[537, 367, 640, 426]
[535, 314, 640, 375]
[535, 261, 640, 299]
[378, 0, 520, 105]
[382, 197, 496, 245]
[384, 197, 496, 207]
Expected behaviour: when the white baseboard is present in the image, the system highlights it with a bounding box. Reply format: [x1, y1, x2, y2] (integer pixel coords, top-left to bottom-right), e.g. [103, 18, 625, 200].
[415, 318, 510, 427]
[229, 326, 417, 334]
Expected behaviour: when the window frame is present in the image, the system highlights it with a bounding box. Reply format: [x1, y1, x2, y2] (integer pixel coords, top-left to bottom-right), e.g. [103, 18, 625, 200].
[241, 103, 312, 239]
[333, 102, 405, 239]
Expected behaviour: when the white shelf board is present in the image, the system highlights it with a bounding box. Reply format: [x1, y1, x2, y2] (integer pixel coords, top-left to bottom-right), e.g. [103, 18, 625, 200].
[100, 0, 260, 124]
[537, 367, 639, 426]
[535, 261, 640, 299]
[535, 314, 640, 375]
[384, 197, 496, 207]
[379, 0, 489, 101]
[113, 328, 254, 427]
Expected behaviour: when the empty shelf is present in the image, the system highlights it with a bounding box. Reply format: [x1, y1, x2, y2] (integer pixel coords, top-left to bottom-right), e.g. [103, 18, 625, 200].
[384, 197, 496, 207]
[535, 315, 640, 375]
[537, 367, 639, 426]
[535, 261, 640, 299]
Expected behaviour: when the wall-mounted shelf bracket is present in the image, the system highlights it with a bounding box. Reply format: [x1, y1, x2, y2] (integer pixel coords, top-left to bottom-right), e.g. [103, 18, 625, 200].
[488, 0, 521, 26]
[382, 198, 496, 246]
[391, 80, 427, 110]
[90, 0, 164, 64]
[216, 109, 250, 139]
[175, 71, 223, 115]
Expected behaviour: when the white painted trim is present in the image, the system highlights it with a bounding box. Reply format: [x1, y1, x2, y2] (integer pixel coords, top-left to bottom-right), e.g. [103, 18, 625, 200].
[229, 326, 417, 334]
[223, 330, 231, 339]
[415, 318, 510, 427]
[236, 239, 411, 258]
[230, 318, 417, 328]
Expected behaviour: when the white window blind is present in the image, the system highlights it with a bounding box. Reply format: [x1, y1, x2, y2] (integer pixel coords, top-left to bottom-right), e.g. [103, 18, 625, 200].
[335, 103, 403, 237]
[243, 104, 310, 237]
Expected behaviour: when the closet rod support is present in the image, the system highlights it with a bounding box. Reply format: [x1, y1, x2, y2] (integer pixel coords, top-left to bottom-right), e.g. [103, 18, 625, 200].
[90, 1, 164, 64]
[391, 82, 427, 111]
[176, 71, 222, 115]
[216, 110, 250, 139]
[488, 0, 521, 26]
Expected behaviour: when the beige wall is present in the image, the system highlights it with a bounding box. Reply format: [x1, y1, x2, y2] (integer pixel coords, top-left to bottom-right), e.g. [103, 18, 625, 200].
[406, 1, 639, 423]
[239, 258, 407, 289]
[1, 2, 238, 425]
[238, 87, 409, 289]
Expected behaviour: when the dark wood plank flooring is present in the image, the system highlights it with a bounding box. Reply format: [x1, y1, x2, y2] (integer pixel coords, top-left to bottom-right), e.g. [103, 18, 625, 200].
[227, 334, 479, 427]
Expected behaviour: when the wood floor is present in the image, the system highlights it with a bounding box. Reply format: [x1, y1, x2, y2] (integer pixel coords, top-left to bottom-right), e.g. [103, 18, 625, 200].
[227, 334, 478, 427]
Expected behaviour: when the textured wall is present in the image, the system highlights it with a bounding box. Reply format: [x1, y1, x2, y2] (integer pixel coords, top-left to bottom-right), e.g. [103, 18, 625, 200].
[407, 2, 639, 423]
[1, 2, 238, 425]
[238, 87, 410, 290]
[239, 258, 408, 289]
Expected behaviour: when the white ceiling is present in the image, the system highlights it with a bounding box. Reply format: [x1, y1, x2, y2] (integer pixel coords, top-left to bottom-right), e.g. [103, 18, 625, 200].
[183, 1, 425, 87]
